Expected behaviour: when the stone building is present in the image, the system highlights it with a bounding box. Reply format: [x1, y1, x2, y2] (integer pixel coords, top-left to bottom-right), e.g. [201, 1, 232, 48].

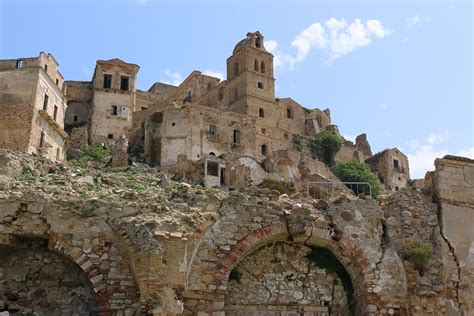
[0, 52, 68, 161]
[366, 148, 410, 191]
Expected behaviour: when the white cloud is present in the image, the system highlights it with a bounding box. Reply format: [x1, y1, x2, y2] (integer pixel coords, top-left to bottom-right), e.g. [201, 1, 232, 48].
[135, 0, 148, 5]
[405, 129, 474, 178]
[427, 129, 448, 145]
[203, 70, 224, 81]
[268, 18, 390, 70]
[378, 103, 389, 111]
[406, 15, 429, 28]
[163, 70, 183, 86]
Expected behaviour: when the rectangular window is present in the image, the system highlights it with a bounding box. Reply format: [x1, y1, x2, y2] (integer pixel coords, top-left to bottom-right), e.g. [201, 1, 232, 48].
[257, 82, 264, 89]
[73, 115, 78, 122]
[207, 161, 219, 176]
[111, 105, 118, 115]
[39, 131, 45, 148]
[233, 129, 241, 144]
[120, 76, 129, 91]
[53, 105, 58, 121]
[56, 78, 59, 86]
[16, 60, 23, 68]
[393, 159, 399, 169]
[44, 64, 48, 73]
[43, 94, 49, 111]
[208, 125, 217, 141]
[108, 133, 114, 139]
[103, 74, 112, 89]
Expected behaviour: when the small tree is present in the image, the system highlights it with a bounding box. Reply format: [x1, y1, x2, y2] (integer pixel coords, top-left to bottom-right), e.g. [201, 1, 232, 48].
[310, 130, 342, 166]
[331, 160, 383, 198]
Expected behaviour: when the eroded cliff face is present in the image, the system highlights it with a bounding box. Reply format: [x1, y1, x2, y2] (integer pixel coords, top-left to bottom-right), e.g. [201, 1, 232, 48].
[0, 150, 472, 315]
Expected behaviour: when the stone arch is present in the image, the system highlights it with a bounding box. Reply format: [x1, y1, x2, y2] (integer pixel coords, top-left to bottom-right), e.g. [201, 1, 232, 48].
[184, 218, 378, 315]
[1, 229, 141, 315]
[0, 235, 100, 314]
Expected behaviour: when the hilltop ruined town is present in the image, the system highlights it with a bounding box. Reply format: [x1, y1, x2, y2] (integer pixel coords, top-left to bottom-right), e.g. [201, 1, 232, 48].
[0, 32, 472, 315]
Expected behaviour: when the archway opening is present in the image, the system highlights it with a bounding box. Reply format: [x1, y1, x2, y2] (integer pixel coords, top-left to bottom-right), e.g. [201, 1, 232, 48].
[0, 239, 100, 315]
[225, 241, 355, 315]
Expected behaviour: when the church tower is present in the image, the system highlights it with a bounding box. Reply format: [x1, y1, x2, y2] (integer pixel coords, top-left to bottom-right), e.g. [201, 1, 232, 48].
[225, 31, 276, 115]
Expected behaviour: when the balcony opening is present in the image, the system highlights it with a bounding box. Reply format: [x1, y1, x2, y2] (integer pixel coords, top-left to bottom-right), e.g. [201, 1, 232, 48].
[208, 125, 217, 141]
[120, 76, 129, 91]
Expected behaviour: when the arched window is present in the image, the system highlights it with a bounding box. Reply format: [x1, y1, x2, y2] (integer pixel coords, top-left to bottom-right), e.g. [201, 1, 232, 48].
[259, 108, 265, 118]
[261, 61, 265, 74]
[255, 35, 261, 48]
[233, 62, 239, 77]
[218, 87, 224, 101]
[254, 59, 259, 72]
[287, 107, 293, 119]
[261, 144, 267, 156]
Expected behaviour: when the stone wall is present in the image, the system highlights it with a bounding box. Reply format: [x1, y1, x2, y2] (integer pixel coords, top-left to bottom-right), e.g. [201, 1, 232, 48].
[0, 245, 100, 314]
[225, 242, 349, 315]
[434, 156, 474, 314]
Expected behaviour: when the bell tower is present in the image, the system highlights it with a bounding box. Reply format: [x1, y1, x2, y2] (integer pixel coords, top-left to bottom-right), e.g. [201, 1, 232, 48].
[226, 31, 275, 105]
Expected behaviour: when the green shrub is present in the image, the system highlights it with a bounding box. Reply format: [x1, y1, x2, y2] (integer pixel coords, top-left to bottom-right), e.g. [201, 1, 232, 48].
[79, 145, 110, 163]
[331, 160, 383, 198]
[310, 130, 342, 166]
[407, 243, 432, 274]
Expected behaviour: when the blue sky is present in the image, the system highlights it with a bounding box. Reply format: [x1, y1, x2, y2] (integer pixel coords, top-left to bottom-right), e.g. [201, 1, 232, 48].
[1, 0, 472, 178]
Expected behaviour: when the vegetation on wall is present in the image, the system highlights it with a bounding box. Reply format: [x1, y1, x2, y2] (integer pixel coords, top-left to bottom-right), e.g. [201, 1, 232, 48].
[331, 160, 383, 198]
[78, 145, 110, 163]
[405, 242, 433, 275]
[309, 130, 342, 166]
[305, 246, 355, 315]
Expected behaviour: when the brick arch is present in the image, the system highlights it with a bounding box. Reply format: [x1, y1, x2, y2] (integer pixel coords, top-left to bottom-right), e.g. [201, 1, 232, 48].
[184, 221, 378, 315]
[47, 232, 141, 314]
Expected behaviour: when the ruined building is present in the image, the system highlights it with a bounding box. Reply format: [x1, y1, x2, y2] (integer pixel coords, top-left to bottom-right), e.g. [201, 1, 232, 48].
[0, 52, 68, 161]
[1, 31, 472, 316]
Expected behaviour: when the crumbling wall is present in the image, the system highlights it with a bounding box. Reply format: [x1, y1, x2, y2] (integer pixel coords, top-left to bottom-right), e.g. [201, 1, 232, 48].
[434, 156, 474, 314]
[225, 242, 349, 315]
[0, 245, 100, 314]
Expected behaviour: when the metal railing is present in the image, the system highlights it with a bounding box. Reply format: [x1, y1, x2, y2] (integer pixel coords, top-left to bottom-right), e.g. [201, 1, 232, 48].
[306, 181, 372, 198]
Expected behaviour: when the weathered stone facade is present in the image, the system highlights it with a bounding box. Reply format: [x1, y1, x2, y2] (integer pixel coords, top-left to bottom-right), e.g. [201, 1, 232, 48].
[0, 52, 68, 161]
[366, 148, 410, 192]
[0, 151, 472, 315]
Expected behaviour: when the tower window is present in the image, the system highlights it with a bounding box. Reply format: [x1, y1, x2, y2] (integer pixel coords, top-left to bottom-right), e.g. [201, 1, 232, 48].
[16, 60, 23, 68]
[261, 61, 266, 74]
[43, 94, 49, 111]
[103, 74, 112, 89]
[287, 107, 293, 119]
[261, 144, 267, 156]
[254, 59, 259, 72]
[73, 115, 78, 122]
[120, 76, 129, 91]
[393, 159, 400, 170]
[184, 91, 192, 103]
[56, 78, 59, 85]
[208, 125, 217, 141]
[53, 105, 58, 121]
[259, 108, 265, 118]
[108, 133, 114, 139]
[257, 82, 264, 89]
[233, 129, 241, 144]
[255, 35, 261, 48]
[44, 64, 48, 73]
[233, 62, 239, 76]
